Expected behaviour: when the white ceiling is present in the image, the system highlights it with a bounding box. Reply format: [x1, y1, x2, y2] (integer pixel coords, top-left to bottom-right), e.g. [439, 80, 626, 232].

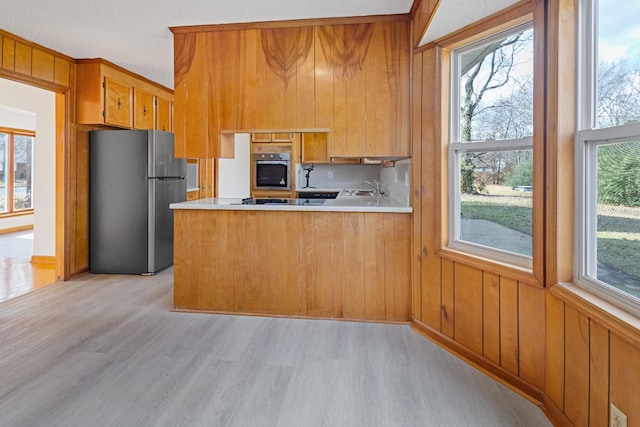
[0, 0, 515, 89]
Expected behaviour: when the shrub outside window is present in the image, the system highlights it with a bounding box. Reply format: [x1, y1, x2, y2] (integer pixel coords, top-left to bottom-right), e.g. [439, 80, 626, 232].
[449, 23, 534, 267]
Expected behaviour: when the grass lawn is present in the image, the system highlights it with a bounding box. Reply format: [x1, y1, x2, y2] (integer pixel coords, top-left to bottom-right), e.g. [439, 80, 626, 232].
[460, 185, 640, 288]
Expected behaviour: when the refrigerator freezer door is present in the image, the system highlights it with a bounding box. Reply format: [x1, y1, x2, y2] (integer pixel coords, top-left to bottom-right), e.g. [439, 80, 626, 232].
[148, 131, 186, 178]
[148, 177, 186, 273]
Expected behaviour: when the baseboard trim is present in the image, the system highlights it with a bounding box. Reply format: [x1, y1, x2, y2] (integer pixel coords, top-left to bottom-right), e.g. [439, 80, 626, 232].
[543, 394, 573, 427]
[411, 320, 545, 404]
[0, 224, 33, 234]
[31, 255, 56, 265]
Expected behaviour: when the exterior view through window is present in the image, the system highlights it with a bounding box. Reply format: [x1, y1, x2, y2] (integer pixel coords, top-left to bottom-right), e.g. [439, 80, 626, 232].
[578, 0, 640, 309]
[0, 129, 34, 214]
[450, 23, 534, 262]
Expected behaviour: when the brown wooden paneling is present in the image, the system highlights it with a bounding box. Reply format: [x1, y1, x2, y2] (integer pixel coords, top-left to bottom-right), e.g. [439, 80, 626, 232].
[564, 305, 590, 427]
[364, 213, 387, 320]
[216, 30, 241, 131]
[411, 0, 438, 47]
[483, 271, 501, 364]
[314, 26, 335, 145]
[343, 23, 368, 157]
[610, 333, 640, 427]
[441, 258, 454, 337]
[263, 28, 287, 129]
[391, 214, 412, 321]
[500, 277, 519, 375]
[311, 212, 334, 316]
[518, 284, 545, 389]
[277, 211, 303, 315]
[330, 25, 348, 157]
[173, 210, 410, 321]
[292, 26, 315, 128]
[453, 263, 483, 355]
[2, 37, 15, 70]
[31, 48, 54, 81]
[545, 292, 565, 411]
[589, 320, 610, 427]
[54, 57, 70, 87]
[14, 42, 31, 75]
[344, 212, 366, 319]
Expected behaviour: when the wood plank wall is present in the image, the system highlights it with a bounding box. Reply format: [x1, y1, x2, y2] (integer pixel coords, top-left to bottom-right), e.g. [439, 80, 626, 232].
[410, 1, 640, 425]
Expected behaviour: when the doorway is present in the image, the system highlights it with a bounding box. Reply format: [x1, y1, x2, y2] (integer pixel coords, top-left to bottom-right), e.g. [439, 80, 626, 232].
[0, 78, 58, 301]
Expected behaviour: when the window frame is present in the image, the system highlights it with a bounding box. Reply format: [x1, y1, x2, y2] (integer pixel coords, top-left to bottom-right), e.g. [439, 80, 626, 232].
[0, 127, 35, 216]
[447, 21, 535, 270]
[575, 0, 640, 316]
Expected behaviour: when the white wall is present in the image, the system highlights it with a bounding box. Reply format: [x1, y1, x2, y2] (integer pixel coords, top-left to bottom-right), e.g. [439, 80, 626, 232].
[217, 134, 251, 198]
[296, 163, 381, 190]
[0, 78, 56, 256]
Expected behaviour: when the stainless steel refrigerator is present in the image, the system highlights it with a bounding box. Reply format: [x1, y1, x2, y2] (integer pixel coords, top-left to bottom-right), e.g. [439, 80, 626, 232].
[89, 130, 186, 274]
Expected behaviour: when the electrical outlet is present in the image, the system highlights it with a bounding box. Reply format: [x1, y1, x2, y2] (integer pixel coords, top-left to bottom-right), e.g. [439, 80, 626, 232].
[328, 170, 333, 179]
[611, 403, 627, 427]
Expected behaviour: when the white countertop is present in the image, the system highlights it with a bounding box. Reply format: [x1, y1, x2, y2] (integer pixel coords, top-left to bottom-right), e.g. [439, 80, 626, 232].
[171, 195, 412, 213]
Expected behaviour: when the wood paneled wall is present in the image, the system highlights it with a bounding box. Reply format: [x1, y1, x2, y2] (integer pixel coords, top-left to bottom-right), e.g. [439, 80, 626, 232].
[174, 210, 411, 322]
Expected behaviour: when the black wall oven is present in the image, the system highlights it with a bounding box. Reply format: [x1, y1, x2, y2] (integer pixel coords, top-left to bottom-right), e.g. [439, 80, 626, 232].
[253, 152, 291, 191]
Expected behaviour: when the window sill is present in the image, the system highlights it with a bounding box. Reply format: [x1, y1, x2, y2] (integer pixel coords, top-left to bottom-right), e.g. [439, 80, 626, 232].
[0, 210, 34, 219]
[550, 282, 640, 345]
[438, 246, 541, 287]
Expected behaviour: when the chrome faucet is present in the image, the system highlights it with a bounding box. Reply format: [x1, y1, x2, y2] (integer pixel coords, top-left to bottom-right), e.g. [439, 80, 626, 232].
[362, 179, 384, 196]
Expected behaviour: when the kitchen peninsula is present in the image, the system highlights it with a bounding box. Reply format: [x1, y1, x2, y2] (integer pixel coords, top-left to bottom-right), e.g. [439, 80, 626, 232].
[170, 196, 412, 322]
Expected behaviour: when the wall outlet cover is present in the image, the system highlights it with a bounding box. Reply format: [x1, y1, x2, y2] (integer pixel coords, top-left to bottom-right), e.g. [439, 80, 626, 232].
[611, 403, 627, 427]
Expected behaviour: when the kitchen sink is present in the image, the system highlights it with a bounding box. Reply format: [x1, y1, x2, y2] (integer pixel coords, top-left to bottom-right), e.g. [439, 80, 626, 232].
[340, 189, 378, 197]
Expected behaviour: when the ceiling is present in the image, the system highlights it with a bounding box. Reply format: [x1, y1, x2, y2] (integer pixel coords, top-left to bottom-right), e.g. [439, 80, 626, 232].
[0, 0, 516, 89]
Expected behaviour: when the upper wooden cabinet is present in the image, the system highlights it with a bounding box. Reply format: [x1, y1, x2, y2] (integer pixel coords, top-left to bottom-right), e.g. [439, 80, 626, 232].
[156, 96, 172, 132]
[133, 88, 155, 130]
[301, 133, 328, 163]
[171, 17, 410, 159]
[76, 59, 174, 131]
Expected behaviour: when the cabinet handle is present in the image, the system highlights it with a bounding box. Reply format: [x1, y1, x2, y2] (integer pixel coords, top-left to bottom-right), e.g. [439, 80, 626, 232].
[117, 98, 121, 109]
[143, 105, 147, 115]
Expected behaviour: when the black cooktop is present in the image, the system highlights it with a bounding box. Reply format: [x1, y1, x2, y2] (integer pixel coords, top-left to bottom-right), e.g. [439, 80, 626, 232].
[241, 198, 325, 206]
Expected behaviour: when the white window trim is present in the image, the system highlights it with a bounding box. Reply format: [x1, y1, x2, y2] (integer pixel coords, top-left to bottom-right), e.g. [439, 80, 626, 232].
[575, 0, 640, 317]
[448, 22, 534, 269]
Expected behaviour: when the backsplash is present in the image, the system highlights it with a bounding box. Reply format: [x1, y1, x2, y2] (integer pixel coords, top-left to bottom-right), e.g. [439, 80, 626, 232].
[296, 163, 381, 190]
[297, 159, 411, 205]
[379, 158, 410, 205]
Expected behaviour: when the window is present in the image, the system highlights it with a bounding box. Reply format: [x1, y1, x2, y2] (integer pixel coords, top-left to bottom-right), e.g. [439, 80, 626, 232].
[449, 23, 534, 267]
[0, 128, 35, 215]
[577, 0, 640, 314]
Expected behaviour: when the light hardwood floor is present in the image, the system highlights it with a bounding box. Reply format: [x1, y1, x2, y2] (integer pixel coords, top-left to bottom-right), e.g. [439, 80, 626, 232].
[0, 230, 56, 303]
[0, 268, 552, 427]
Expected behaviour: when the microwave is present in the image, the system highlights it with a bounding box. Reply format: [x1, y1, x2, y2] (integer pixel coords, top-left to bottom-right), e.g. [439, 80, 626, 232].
[253, 152, 291, 191]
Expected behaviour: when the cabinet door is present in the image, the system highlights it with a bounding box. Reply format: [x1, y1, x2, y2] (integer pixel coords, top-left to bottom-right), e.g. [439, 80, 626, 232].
[156, 96, 172, 132]
[302, 133, 328, 163]
[104, 77, 132, 128]
[133, 88, 155, 130]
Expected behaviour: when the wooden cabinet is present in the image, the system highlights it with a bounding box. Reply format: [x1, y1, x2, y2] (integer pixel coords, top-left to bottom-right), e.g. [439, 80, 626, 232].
[156, 96, 172, 132]
[133, 88, 154, 130]
[174, 210, 411, 321]
[76, 59, 174, 131]
[104, 77, 132, 128]
[171, 18, 410, 158]
[301, 132, 328, 163]
[315, 21, 410, 158]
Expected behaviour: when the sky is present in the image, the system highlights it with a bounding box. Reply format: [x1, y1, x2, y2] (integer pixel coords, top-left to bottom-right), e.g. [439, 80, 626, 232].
[598, 0, 640, 62]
